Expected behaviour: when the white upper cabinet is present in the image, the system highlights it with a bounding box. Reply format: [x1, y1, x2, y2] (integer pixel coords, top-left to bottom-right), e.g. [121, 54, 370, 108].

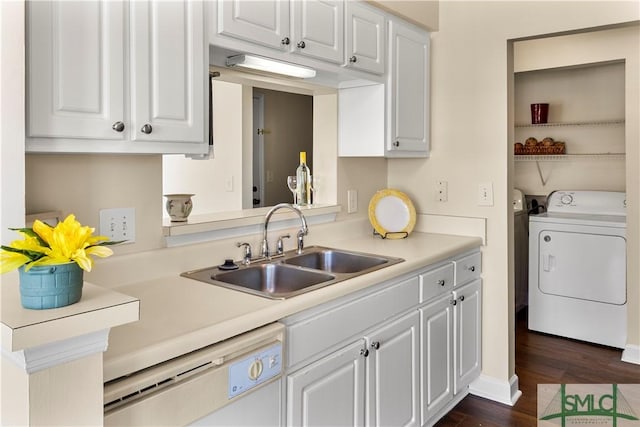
[130, 1, 205, 144]
[215, 0, 291, 50]
[291, 0, 344, 64]
[26, 0, 208, 154]
[345, 1, 385, 74]
[387, 19, 430, 156]
[27, 1, 125, 141]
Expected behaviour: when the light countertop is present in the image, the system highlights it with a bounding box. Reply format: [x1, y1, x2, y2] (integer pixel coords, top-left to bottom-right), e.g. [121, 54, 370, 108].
[103, 232, 482, 382]
[1, 275, 139, 352]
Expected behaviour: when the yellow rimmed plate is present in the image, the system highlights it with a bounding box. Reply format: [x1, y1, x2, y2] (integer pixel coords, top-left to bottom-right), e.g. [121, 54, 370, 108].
[368, 189, 416, 239]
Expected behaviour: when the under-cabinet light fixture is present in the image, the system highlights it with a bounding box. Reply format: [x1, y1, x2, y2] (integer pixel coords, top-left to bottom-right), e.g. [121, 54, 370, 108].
[225, 54, 316, 79]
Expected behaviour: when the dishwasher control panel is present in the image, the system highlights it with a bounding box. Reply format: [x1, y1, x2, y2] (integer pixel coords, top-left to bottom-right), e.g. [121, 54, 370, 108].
[228, 343, 282, 399]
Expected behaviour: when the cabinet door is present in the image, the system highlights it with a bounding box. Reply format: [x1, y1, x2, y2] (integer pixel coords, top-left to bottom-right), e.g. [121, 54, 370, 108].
[345, 2, 385, 74]
[366, 312, 419, 427]
[216, 0, 290, 50]
[291, 0, 344, 64]
[388, 20, 430, 155]
[27, 1, 125, 140]
[130, 0, 206, 144]
[419, 295, 453, 425]
[453, 279, 482, 394]
[287, 340, 366, 427]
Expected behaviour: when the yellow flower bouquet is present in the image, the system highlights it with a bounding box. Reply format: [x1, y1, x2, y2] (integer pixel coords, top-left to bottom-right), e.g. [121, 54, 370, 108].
[1, 214, 121, 309]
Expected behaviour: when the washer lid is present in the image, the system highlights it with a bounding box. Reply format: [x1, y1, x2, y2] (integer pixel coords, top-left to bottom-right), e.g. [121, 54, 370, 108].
[529, 212, 626, 228]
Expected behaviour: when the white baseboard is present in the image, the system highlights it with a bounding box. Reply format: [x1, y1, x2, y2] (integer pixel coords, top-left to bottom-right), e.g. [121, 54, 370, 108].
[622, 344, 640, 364]
[469, 374, 522, 406]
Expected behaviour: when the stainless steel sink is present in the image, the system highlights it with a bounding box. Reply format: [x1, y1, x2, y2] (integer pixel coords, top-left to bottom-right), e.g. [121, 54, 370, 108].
[284, 248, 390, 273]
[212, 264, 334, 298]
[181, 246, 403, 299]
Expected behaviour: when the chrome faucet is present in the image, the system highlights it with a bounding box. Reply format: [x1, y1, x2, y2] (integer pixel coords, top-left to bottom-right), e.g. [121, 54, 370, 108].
[261, 203, 308, 258]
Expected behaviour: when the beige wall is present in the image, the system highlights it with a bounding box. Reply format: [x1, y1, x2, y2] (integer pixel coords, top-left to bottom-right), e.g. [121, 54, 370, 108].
[388, 2, 639, 392]
[369, 0, 439, 31]
[514, 61, 626, 194]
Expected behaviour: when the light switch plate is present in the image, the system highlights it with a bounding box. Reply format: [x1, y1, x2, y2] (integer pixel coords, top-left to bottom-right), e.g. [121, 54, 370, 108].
[478, 182, 494, 206]
[437, 180, 448, 202]
[100, 208, 135, 243]
[347, 190, 358, 213]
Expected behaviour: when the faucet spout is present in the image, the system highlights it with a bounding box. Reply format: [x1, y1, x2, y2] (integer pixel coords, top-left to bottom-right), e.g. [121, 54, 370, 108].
[262, 203, 308, 257]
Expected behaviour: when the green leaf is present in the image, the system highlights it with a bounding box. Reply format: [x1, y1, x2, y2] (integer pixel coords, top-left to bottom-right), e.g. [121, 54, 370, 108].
[0, 245, 46, 262]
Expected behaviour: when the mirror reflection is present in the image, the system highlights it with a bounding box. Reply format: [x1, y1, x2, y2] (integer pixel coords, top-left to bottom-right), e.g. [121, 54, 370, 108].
[162, 74, 315, 217]
[252, 88, 312, 207]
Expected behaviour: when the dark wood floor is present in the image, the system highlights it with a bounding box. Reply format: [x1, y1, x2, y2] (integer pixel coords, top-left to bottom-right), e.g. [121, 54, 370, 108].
[434, 308, 640, 426]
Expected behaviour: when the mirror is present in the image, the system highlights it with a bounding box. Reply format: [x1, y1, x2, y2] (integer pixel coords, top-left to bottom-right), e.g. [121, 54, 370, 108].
[252, 87, 312, 208]
[162, 69, 327, 217]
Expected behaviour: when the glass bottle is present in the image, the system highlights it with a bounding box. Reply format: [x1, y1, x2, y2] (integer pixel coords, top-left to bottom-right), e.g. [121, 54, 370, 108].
[296, 151, 311, 206]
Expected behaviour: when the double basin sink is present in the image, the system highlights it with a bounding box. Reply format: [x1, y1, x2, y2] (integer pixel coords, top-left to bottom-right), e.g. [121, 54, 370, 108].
[181, 246, 404, 299]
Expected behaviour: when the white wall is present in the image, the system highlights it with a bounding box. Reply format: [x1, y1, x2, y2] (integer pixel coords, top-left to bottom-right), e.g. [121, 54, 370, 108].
[163, 80, 244, 216]
[387, 1, 639, 401]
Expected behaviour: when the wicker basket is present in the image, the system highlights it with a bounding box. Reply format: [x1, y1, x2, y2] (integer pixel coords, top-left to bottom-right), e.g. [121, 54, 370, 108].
[515, 142, 565, 155]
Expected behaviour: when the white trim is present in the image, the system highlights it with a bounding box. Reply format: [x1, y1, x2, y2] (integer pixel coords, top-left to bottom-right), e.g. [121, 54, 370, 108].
[468, 374, 522, 406]
[622, 344, 640, 365]
[1, 329, 109, 374]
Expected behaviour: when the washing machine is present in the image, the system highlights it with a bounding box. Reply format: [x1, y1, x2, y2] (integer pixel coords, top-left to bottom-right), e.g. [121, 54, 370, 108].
[528, 190, 627, 348]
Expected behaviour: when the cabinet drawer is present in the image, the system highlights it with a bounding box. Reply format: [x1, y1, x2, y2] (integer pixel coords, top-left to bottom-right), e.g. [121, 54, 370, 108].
[419, 263, 454, 303]
[286, 276, 419, 368]
[454, 252, 481, 287]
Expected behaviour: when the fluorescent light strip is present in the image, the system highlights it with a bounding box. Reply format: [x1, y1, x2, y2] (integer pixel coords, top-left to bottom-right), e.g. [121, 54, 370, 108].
[226, 54, 316, 79]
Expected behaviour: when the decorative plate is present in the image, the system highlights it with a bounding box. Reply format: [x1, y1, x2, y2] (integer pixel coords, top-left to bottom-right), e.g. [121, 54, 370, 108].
[368, 189, 416, 239]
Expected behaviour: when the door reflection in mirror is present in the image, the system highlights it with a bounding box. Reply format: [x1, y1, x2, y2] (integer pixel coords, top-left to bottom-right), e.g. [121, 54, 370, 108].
[253, 87, 312, 207]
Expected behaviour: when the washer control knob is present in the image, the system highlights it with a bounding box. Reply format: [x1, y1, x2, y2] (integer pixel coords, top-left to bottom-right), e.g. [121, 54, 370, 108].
[248, 359, 264, 381]
[560, 194, 573, 205]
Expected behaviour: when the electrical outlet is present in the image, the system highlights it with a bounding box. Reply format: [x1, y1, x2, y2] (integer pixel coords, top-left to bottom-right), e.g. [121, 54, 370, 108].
[437, 180, 448, 202]
[478, 182, 494, 206]
[347, 190, 358, 213]
[100, 208, 135, 243]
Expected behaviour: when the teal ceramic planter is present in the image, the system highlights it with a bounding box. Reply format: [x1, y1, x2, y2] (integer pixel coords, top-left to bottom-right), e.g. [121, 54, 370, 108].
[18, 262, 84, 309]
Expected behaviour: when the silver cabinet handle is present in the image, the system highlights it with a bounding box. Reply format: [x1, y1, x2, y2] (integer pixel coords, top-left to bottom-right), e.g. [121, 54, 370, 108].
[281, 37, 290, 45]
[112, 121, 125, 132]
[141, 124, 152, 134]
[393, 141, 400, 147]
[297, 41, 306, 49]
[349, 55, 357, 63]
[437, 279, 445, 286]
[370, 341, 380, 350]
[468, 266, 476, 272]
[360, 348, 369, 357]
[459, 295, 465, 302]
[451, 299, 457, 306]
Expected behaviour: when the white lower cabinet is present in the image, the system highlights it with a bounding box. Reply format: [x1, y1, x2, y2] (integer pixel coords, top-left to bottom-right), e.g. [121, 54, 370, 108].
[287, 312, 419, 427]
[419, 251, 482, 426]
[453, 279, 482, 394]
[419, 294, 453, 424]
[284, 248, 481, 427]
[365, 311, 420, 427]
[287, 340, 366, 426]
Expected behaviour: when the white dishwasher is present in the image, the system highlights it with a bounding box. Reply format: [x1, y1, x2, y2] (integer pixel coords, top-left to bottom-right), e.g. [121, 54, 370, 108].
[104, 323, 284, 426]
